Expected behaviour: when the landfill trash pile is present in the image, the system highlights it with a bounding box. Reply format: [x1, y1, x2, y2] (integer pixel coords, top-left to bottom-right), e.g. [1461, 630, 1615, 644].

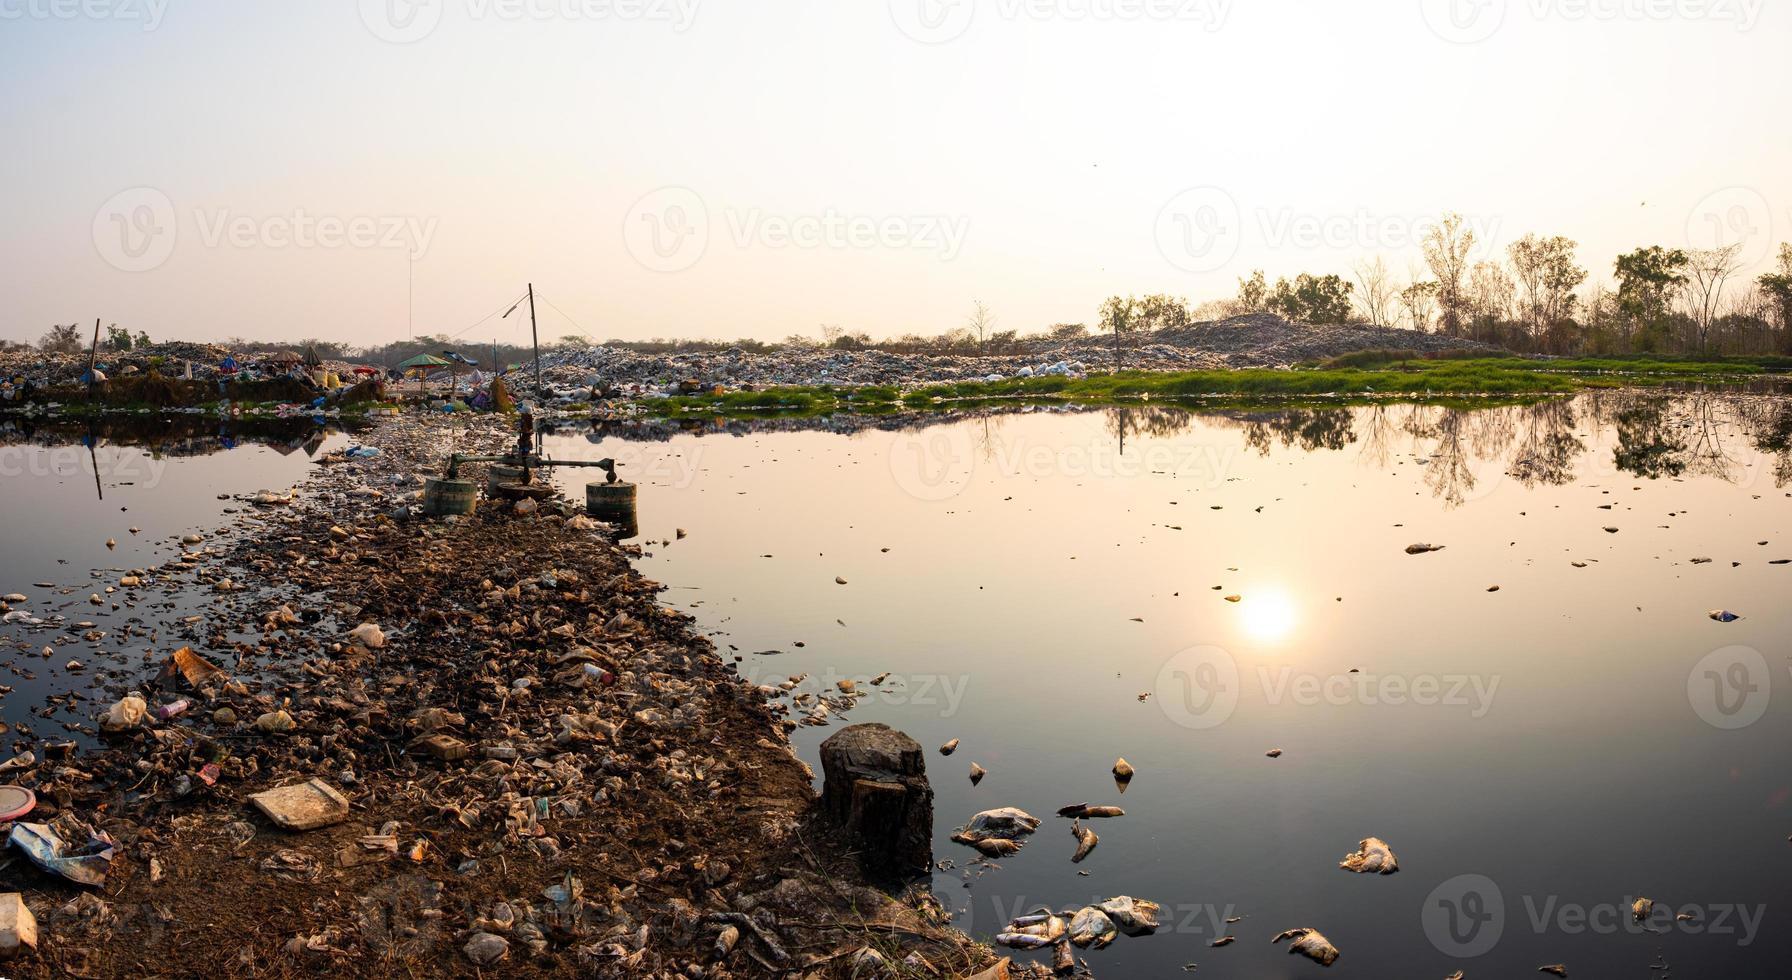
[536, 314, 1501, 393]
[0, 410, 995, 978]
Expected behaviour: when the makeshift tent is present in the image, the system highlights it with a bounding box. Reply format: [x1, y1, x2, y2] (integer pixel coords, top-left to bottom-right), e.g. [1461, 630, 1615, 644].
[301, 345, 324, 368]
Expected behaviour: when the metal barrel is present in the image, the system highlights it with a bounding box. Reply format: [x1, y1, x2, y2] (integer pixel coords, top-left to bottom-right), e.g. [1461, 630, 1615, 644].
[421, 477, 478, 516]
[487, 464, 529, 496]
[586, 481, 638, 537]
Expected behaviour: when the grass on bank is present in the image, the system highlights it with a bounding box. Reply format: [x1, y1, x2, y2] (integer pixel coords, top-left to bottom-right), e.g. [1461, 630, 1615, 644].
[642, 353, 1788, 417]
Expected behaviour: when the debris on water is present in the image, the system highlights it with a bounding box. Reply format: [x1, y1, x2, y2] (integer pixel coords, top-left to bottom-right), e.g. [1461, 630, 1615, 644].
[249, 779, 350, 831]
[1068, 906, 1117, 948]
[99, 693, 148, 732]
[1059, 803, 1124, 818]
[1604, 526, 1619, 533]
[1266, 748, 1283, 758]
[1113, 758, 1135, 781]
[834, 575, 847, 585]
[158, 646, 226, 689]
[1632, 897, 1653, 921]
[1210, 935, 1235, 947]
[1099, 896, 1161, 933]
[1339, 837, 1399, 874]
[952, 807, 1041, 847]
[1405, 543, 1445, 555]
[1708, 609, 1741, 623]
[996, 909, 1066, 948]
[1539, 965, 1567, 977]
[1272, 927, 1340, 966]
[969, 763, 986, 784]
[940, 738, 960, 755]
[1071, 820, 1098, 863]
[7, 820, 116, 886]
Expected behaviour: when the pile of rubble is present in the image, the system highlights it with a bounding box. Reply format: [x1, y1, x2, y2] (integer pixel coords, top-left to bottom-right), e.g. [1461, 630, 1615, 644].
[536, 314, 1499, 395]
[0, 411, 997, 978]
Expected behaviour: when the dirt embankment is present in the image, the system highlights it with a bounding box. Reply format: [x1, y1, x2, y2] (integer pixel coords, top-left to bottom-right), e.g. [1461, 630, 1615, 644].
[4, 414, 990, 979]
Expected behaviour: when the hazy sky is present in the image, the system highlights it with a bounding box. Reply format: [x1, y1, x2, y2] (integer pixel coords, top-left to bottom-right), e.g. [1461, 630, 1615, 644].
[2, 0, 1788, 348]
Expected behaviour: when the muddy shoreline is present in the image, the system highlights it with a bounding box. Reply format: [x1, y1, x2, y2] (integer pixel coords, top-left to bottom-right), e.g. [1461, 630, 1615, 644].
[0, 411, 996, 978]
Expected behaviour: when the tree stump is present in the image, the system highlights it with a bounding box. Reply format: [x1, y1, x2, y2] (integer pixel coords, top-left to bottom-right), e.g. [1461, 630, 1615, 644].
[819, 723, 932, 879]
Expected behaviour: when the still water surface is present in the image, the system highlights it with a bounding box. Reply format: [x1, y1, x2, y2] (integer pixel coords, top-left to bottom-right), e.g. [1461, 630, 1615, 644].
[544, 391, 1792, 979]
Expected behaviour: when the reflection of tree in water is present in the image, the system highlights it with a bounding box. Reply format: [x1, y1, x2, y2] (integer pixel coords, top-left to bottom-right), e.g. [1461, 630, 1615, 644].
[1739, 398, 1792, 488]
[1612, 396, 1688, 480]
[1357, 405, 1397, 468]
[1421, 409, 1478, 507]
[1681, 395, 1741, 482]
[1508, 400, 1584, 488]
[1238, 409, 1355, 456]
[1104, 406, 1198, 445]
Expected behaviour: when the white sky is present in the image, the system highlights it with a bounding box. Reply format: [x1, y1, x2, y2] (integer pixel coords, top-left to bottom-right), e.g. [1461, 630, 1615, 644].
[1, 0, 1788, 346]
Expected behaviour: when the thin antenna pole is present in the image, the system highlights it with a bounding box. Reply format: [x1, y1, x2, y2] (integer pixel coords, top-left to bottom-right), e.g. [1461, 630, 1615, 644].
[527, 283, 540, 391]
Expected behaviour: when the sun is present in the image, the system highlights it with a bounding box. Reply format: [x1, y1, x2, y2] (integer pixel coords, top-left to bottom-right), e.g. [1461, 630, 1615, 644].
[1239, 589, 1299, 643]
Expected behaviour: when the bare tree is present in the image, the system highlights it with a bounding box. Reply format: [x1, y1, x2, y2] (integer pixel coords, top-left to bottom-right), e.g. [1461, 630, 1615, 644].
[1422, 213, 1476, 336]
[1399, 276, 1439, 333]
[1352, 256, 1398, 327]
[966, 301, 995, 353]
[1683, 244, 1744, 351]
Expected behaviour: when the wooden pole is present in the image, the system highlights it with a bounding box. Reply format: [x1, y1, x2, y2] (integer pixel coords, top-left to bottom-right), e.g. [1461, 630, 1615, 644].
[527, 283, 541, 392]
[87, 318, 102, 399]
